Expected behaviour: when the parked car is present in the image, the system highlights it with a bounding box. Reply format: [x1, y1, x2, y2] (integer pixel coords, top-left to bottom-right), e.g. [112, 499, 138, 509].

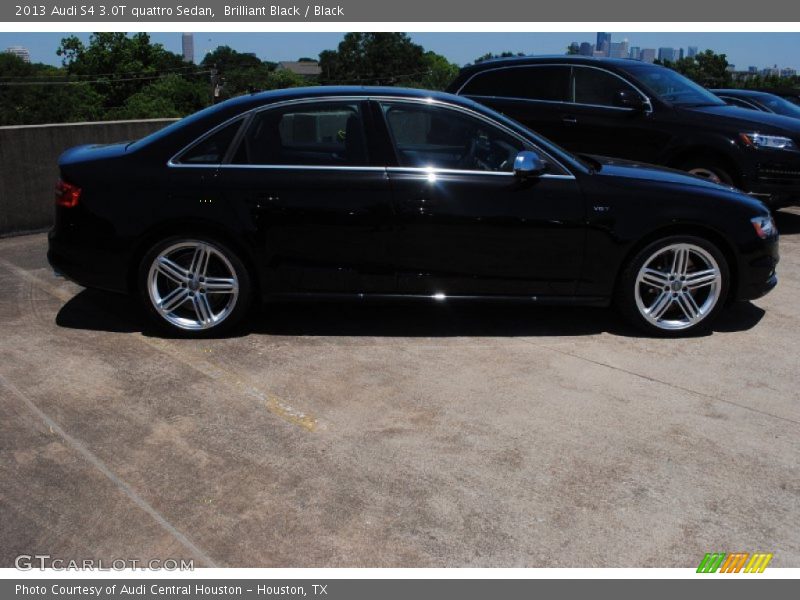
[712, 89, 800, 119]
[755, 88, 800, 106]
[48, 87, 778, 337]
[447, 56, 800, 208]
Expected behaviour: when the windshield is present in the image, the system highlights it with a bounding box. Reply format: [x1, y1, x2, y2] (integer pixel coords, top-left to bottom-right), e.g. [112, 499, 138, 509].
[626, 65, 726, 107]
[758, 94, 800, 119]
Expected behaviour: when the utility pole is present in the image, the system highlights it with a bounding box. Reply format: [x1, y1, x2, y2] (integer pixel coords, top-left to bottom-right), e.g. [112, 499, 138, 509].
[210, 64, 222, 104]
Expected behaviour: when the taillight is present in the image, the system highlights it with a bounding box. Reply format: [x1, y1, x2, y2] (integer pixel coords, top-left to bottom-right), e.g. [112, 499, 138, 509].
[55, 179, 81, 208]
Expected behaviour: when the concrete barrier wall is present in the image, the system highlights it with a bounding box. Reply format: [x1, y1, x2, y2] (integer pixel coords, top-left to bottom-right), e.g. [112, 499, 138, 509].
[0, 118, 178, 236]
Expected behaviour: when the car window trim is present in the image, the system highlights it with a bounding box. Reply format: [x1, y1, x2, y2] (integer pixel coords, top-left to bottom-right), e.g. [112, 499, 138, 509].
[374, 97, 574, 178]
[168, 115, 247, 167]
[456, 63, 653, 114]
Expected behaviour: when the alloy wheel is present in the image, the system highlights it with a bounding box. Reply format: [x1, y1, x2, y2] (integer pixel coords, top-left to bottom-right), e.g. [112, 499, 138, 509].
[687, 168, 723, 184]
[147, 240, 239, 331]
[634, 243, 722, 331]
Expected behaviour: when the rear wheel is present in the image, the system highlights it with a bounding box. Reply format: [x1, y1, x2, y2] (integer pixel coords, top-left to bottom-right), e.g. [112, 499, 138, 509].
[617, 235, 729, 336]
[138, 236, 252, 337]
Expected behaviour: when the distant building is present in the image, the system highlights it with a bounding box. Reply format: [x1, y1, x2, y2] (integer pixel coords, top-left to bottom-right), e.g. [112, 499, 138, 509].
[276, 60, 322, 78]
[181, 33, 194, 63]
[748, 66, 759, 73]
[579, 42, 594, 57]
[687, 46, 699, 58]
[629, 46, 640, 60]
[596, 32, 611, 57]
[5, 46, 30, 63]
[610, 40, 629, 59]
[679, 48, 685, 60]
[639, 48, 656, 63]
[762, 65, 780, 77]
[781, 68, 797, 78]
[658, 47, 677, 62]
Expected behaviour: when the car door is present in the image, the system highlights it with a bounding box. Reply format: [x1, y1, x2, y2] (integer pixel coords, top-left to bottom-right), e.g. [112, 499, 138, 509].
[563, 66, 666, 162]
[217, 99, 396, 294]
[375, 99, 586, 297]
[457, 65, 572, 143]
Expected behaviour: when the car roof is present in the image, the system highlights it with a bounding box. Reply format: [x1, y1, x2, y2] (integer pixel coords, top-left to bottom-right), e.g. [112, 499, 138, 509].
[212, 85, 481, 113]
[456, 55, 652, 75]
[711, 89, 772, 98]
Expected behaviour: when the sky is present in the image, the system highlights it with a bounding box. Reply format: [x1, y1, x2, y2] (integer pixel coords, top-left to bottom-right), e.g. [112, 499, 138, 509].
[1, 32, 799, 71]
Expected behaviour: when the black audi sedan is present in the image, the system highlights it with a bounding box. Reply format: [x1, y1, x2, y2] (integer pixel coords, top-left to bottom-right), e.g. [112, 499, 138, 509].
[48, 87, 778, 337]
[712, 89, 800, 120]
[448, 56, 800, 208]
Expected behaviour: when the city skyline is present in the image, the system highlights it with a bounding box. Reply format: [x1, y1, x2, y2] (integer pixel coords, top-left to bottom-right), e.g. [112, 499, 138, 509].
[1, 32, 799, 71]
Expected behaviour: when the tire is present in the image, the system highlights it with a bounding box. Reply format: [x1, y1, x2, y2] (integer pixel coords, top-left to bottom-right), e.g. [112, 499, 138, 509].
[678, 157, 735, 186]
[138, 235, 252, 337]
[616, 235, 730, 336]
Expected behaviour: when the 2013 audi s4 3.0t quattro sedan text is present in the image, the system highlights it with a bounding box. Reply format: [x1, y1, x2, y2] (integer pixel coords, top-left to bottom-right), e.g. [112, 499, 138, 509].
[48, 87, 779, 337]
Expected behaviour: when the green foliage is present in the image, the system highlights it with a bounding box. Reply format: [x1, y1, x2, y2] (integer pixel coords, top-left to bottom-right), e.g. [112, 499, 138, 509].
[107, 74, 207, 120]
[319, 32, 454, 89]
[473, 52, 526, 64]
[655, 49, 733, 87]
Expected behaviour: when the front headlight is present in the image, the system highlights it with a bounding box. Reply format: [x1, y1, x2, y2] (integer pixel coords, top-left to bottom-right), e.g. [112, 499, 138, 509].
[751, 215, 778, 239]
[740, 132, 799, 151]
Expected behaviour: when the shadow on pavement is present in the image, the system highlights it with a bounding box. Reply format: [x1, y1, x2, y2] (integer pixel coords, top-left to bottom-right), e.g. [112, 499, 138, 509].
[775, 209, 800, 235]
[55, 288, 765, 339]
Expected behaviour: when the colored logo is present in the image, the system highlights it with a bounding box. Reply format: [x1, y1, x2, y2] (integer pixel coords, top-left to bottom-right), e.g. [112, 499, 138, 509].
[697, 552, 773, 573]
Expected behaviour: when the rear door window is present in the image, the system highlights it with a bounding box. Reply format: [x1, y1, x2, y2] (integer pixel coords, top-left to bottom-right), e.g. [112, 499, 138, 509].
[232, 101, 369, 166]
[572, 67, 639, 107]
[461, 66, 571, 102]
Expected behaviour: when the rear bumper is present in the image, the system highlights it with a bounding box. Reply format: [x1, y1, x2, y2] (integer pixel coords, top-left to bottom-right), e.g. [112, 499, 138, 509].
[48, 228, 129, 294]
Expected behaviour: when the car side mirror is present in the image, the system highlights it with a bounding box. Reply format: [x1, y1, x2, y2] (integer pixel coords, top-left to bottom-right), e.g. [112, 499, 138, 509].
[615, 89, 646, 111]
[514, 150, 548, 178]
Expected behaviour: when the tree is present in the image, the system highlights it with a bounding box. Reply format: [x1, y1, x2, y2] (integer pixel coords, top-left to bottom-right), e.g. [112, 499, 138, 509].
[201, 45, 276, 98]
[472, 51, 526, 65]
[56, 32, 191, 111]
[108, 74, 207, 120]
[319, 33, 424, 85]
[655, 49, 732, 88]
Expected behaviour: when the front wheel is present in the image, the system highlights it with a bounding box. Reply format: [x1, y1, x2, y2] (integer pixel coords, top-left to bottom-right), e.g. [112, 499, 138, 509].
[138, 236, 252, 337]
[617, 235, 729, 336]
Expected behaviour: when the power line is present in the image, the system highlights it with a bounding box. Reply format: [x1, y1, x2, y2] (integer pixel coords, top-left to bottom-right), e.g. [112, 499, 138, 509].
[0, 71, 212, 86]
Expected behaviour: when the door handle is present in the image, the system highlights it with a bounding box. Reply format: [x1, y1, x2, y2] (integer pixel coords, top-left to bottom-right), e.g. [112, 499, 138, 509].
[562, 115, 578, 125]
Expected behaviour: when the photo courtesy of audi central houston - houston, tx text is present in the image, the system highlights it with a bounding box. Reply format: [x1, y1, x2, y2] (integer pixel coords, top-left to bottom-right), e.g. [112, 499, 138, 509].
[0, 23, 799, 590]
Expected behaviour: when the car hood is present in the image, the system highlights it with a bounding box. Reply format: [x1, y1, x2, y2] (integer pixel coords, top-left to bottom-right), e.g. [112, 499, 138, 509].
[589, 155, 767, 212]
[680, 104, 800, 135]
[59, 141, 130, 166]
[591, 155, 733, 190]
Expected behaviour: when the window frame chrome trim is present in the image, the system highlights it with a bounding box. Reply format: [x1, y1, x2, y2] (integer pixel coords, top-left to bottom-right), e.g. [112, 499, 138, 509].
[167, 94, 578, 178]
[373, 96, 574, 177]
[456, 63, 654, 114]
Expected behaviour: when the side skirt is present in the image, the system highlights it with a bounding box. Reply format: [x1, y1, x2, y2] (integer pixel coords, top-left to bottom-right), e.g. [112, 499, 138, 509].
[264, 293, 611, 307]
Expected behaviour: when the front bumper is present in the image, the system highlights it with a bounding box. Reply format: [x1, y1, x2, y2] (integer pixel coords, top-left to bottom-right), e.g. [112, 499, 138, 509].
[737, 236, 779, 301]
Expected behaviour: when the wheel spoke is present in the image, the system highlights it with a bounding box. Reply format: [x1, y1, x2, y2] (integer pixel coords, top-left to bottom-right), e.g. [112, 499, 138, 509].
[189, 244, 210, 277]
[640, 268, 670, 287]
[648, 291, 673, 320]
[159, 287, 190, 313]
[676, 292, 700, 321]
[156, 257, 189, 284]
[204, 277, 237, 293]
[671, 247, 690, 276]
[685, 268, 718, 289]
[193, 293, 214, 326]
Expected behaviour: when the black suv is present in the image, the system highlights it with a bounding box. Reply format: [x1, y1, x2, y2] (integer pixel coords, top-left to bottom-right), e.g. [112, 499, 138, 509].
[448, 56, 800, 207]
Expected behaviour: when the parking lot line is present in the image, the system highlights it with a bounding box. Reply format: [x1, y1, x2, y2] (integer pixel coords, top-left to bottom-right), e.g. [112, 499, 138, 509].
[0, 370, 218, 567]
